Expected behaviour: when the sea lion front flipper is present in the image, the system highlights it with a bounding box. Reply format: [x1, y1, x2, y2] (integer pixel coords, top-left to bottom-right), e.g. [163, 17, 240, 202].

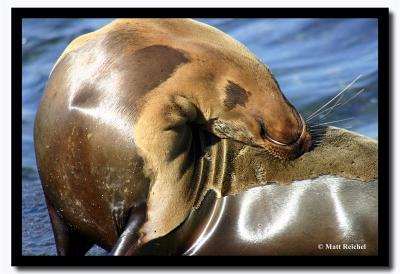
[134, 95, 202, 245]
[110, 203, 147, 256]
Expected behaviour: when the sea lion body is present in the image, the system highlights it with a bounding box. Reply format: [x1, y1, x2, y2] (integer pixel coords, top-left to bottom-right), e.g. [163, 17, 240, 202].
[138, 127, 378, 256]
[138, 178, 378, 256]
[35, 19, 312, 255]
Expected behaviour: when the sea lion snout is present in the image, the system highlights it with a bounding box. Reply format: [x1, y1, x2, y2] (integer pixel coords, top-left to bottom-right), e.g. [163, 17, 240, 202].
[258, 106, 303, 144]
[258, 112, 312, 160]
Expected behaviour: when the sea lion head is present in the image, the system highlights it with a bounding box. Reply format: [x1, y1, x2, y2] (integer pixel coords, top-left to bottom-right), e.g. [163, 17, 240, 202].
[206, 62, 312, 160]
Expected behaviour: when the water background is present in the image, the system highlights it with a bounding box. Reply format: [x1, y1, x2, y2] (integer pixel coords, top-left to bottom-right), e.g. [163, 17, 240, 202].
[22, 18, 378, 255]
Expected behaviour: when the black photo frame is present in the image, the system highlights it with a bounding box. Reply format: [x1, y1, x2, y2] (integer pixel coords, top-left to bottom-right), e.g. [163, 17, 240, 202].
[12, 7, 389, 267]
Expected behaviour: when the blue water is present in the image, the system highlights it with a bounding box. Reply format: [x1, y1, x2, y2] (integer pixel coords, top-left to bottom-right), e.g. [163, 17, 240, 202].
[22, 18, 378, 255]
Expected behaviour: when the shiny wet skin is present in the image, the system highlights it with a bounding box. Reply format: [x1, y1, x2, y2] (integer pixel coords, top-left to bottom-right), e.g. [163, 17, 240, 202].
[139, 176, 377, 256]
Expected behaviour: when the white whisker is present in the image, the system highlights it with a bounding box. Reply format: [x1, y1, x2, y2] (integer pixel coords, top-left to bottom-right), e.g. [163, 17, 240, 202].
[313, 88, 366, 122]
[310, 118, 353, 127]
[306, 74, 362, 122]
[315, 85, 351, 121]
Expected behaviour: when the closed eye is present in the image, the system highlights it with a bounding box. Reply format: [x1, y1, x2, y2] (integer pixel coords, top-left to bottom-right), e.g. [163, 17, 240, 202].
[256, 117, 268, 139]
[256, 117, 290, 146]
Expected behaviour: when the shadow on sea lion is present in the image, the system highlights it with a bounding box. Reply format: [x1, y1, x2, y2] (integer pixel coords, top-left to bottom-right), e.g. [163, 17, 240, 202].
[34, 19, 378, 256]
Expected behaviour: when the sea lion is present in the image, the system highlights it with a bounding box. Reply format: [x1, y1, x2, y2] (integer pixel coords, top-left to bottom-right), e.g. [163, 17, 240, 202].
[35, 18, 316, 256]
[138, 177, 378, 256]
[136, 126, 378, 256]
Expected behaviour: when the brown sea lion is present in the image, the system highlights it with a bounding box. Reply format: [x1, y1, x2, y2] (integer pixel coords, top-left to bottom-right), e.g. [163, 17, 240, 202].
[137, 126, 378, 256]
[138, 177, 378, 256]
[34, 18, 324, 256]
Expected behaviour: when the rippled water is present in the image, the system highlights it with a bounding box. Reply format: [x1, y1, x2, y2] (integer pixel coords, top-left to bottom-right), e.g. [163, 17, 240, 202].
[22, 18, 378, 255]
